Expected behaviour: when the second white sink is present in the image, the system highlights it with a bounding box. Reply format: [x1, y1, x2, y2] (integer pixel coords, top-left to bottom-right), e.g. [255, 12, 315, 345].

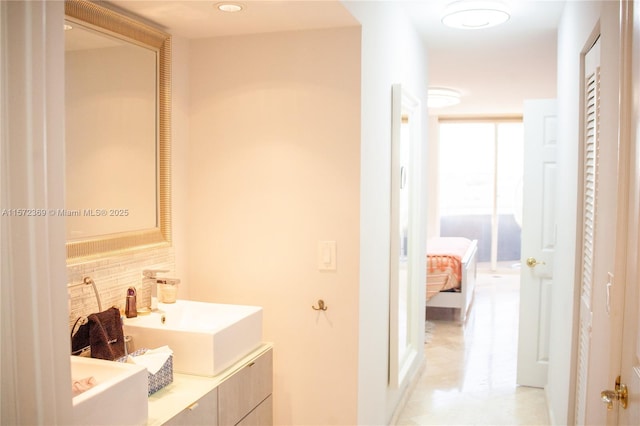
[71, 356, 148, 426]
[123, 300, 262, 376]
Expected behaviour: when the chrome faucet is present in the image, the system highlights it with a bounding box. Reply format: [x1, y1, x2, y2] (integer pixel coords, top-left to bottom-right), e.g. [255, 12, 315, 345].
[143, 270, 181, 285]
[142, 270, 181, 308]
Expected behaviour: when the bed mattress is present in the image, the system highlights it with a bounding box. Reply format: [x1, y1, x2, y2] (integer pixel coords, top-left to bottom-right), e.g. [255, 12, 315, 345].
[426, 237, 473, 301]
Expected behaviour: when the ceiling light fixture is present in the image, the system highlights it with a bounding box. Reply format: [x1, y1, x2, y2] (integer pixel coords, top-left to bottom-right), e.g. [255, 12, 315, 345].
[64, 23, 73, 31]
[215, 2, 244, 13]
[441, 0, 510, 30]
[428, 87, 462, 108]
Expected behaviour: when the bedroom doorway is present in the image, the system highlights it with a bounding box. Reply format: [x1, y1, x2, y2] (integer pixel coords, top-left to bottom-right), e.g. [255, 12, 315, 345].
[437, 119, 524, 272]
[428, 105, 556, 387]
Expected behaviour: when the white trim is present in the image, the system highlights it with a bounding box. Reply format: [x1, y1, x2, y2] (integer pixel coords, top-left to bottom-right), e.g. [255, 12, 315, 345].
[1, 1, 71, 424]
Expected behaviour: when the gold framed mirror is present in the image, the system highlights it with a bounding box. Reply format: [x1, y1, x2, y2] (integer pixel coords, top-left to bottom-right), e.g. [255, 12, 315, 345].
[64, 0, 171, 261]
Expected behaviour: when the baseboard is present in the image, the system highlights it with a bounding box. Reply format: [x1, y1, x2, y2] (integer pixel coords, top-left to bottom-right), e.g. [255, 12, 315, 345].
[544, 385, 557, 425]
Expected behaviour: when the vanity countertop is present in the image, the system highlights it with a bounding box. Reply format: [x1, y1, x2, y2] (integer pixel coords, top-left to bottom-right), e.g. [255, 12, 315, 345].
[146, 343, 273, 425]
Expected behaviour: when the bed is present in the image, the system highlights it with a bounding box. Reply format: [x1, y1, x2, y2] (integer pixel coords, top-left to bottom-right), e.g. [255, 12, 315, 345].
[425, 237, 478, 322]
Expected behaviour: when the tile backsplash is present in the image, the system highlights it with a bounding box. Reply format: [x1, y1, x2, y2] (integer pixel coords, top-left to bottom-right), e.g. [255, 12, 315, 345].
[67, 247, 175, 328]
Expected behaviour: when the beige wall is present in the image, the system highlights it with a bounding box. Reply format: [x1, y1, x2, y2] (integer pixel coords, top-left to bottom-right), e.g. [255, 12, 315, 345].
[185, 27, 361, 425]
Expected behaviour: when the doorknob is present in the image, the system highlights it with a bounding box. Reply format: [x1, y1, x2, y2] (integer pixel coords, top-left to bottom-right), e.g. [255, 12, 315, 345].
[526, 257, 546, 268]
[601, 376, 628, 410]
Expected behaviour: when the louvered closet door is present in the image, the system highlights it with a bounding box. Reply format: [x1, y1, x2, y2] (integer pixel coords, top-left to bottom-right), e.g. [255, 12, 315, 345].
[575, 36, 600, 426]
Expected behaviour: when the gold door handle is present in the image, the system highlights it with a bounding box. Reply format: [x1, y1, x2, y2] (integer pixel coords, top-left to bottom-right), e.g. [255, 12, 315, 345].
[526, 257, 546, 268]
[601, 376, 628, 410]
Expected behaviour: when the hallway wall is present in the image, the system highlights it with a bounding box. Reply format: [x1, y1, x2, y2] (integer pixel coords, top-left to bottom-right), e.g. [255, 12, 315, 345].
[342, 2, 429, 423]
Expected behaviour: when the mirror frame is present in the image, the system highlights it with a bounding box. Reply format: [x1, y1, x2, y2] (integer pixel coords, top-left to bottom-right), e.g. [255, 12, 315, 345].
[388, 84, 422, 389]
[65, 0, 171, 261]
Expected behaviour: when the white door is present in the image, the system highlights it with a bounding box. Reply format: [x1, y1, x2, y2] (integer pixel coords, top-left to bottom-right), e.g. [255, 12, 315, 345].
[516, 99, 557, 388]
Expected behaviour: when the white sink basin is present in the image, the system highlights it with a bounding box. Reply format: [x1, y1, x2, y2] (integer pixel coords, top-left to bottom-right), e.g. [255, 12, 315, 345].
[70, 356, 148, 426]
[123, 300, 262, 376]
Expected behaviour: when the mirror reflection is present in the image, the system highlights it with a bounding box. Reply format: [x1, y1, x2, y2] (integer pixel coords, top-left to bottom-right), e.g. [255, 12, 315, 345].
[65, 21, 158, 241]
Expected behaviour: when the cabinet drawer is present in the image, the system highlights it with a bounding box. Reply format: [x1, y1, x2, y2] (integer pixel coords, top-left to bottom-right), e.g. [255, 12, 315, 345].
[218, 348, 273, 426]
[164, 388, 218, 426]
[237, 395, 273, 426]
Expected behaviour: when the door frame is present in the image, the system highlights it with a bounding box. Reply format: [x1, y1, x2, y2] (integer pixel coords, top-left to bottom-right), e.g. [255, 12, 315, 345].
[616, 0, 640, 422]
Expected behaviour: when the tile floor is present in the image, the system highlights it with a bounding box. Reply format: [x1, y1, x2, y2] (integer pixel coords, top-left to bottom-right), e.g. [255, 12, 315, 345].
[395, 271, 550, 425]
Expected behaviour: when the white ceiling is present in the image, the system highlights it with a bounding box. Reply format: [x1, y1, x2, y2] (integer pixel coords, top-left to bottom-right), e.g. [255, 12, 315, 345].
[105, 0, 359, 38]
[406, 0, 564, 116]
[104, 0, 565, 116]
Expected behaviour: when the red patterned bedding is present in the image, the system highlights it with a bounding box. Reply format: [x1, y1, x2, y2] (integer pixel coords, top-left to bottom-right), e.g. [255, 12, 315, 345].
[426, 237, 472, 301]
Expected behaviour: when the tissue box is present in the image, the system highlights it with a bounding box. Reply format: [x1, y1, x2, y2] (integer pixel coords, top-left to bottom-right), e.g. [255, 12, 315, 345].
[118, 348, 173, 396]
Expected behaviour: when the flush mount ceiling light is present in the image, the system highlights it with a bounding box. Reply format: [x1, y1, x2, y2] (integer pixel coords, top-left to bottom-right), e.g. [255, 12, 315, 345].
[428, 87, 462, 108]
[215, 2, 244, 12]
[441, 0, 510, 30]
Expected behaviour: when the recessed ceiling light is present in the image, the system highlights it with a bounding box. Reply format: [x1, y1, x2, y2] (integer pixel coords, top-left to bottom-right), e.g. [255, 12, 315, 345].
[428, 88, 462, 108]
[215, 2, 244, 13]
[441, 0, 510, 30]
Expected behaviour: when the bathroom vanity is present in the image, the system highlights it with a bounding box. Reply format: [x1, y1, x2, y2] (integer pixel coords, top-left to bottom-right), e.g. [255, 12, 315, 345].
[149, 344, 272, 426]
[120, 298, 267, 425]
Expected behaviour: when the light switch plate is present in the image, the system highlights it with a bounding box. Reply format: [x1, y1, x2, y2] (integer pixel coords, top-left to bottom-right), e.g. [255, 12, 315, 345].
[318, 241, 336, 271]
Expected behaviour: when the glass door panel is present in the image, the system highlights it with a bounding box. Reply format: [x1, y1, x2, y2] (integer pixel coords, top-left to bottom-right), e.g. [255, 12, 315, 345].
[438, 121, 523, 267]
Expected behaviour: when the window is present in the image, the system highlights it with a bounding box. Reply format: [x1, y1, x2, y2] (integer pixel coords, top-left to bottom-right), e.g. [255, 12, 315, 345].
[438, 120, 524, 269]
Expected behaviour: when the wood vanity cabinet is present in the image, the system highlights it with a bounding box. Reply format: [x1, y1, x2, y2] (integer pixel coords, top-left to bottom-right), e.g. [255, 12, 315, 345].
[161, 346, 273, 426]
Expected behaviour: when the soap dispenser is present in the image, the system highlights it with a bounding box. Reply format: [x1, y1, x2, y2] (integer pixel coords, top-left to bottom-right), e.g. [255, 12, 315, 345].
[125, 287, 137, 318]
